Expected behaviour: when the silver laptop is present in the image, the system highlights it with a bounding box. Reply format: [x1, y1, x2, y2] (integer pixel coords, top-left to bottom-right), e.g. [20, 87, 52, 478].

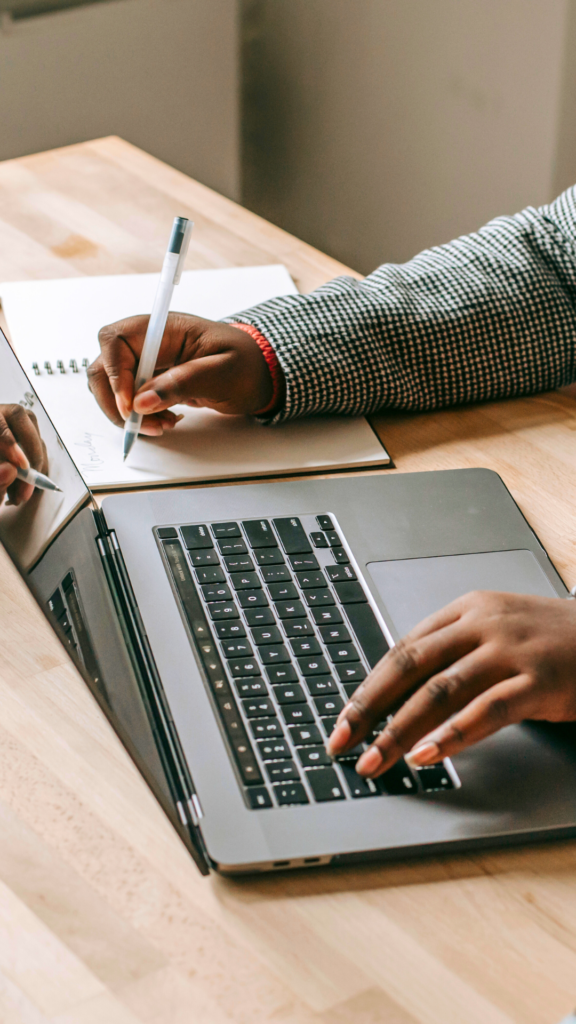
[2, 330, 576, 875]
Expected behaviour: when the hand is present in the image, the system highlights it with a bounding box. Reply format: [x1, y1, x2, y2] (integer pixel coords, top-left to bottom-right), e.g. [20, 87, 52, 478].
[88, 314, 283, 435]
[0, 404, 48, 506]
[327, 591, 576, 777]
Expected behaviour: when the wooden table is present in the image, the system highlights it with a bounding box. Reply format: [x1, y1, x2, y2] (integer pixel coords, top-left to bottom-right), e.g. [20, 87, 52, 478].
[0, 137, 575, 1024]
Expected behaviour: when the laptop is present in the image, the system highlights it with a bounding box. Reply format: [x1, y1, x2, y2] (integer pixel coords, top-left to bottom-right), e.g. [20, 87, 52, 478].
[2, 329, 576, 875]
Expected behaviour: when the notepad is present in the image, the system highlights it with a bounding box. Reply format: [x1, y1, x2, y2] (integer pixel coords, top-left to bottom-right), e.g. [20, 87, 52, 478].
[0, 265, 390, 490]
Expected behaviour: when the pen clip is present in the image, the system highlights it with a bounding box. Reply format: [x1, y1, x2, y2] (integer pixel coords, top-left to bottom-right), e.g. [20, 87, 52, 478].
[173, 220, 194, 285]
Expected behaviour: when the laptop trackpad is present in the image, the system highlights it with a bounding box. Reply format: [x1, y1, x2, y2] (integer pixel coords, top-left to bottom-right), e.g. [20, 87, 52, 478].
[367, 549, 561, 639]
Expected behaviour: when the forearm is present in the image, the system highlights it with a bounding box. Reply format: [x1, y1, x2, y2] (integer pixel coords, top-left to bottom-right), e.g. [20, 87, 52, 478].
[227, 187, 576, 422]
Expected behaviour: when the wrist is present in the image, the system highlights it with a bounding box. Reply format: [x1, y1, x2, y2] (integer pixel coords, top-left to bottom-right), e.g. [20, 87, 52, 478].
[233, 323, 284, 415]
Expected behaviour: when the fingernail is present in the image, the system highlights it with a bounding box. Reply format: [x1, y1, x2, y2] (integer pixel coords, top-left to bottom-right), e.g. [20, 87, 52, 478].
[326, 719, 351, 756]
[405, 742, 441, 767]
[335, 702, 352, 726]
[173, 414, 184, 424]
[134, 391, 161, 414]
[12, 444, 29, 469]
[356, 746, 383, 777]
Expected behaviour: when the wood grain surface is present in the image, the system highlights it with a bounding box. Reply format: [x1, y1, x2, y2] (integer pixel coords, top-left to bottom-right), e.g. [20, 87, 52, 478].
[0, 136, 575, 1024]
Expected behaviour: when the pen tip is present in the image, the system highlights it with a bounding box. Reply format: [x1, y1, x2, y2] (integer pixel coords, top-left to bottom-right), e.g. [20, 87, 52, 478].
[55, 486, 63, 492]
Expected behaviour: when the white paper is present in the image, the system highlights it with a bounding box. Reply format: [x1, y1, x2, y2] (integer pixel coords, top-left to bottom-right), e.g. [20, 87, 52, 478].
[0, 265, 389, 489]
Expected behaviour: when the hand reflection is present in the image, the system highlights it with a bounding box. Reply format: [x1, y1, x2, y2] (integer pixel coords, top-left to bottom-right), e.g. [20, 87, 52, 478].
[0, 404, 48, 506]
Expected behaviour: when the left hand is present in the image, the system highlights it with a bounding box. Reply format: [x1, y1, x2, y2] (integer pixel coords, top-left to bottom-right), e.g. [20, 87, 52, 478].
[327, 590, 576, 777]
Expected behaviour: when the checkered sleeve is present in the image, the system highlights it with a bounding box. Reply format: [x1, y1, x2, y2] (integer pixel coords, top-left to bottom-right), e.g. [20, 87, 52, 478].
[224, 186, 576, 423]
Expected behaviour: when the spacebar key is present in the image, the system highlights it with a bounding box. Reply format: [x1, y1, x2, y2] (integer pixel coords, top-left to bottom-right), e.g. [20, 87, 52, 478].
[345, 602, 390, 669]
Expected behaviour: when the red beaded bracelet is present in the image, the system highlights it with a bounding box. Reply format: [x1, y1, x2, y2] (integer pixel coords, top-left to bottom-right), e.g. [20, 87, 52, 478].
[234, 322, 283, 415]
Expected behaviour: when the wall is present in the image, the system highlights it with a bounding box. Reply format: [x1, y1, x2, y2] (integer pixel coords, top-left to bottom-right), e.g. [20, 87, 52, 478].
[242, 0, 572, 274]
[0, 0, 240, 200]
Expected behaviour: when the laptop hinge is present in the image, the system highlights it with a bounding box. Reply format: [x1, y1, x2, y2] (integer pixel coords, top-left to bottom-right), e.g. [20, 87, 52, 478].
[92, 507, 211, 873]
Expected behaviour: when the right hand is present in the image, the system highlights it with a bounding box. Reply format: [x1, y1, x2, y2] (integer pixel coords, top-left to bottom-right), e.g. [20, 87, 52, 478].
[0, 404, 48, 506]
[88, 314, 283, 435]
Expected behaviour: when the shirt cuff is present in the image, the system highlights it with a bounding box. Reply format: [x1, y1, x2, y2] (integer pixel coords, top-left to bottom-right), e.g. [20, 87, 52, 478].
[233, 322, 283, 416]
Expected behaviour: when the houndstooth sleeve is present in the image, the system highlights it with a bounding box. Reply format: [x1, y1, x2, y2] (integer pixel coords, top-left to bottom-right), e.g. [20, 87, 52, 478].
[225, 186, 576, 423]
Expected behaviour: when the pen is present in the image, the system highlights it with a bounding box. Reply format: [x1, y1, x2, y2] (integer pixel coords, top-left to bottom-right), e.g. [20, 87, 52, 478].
[16, 466, 62, 492]
[123, 216, 194, 461]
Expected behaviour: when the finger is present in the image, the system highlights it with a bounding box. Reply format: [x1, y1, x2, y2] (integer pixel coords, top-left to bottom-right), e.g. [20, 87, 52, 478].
[404, 674, 535, 765]
[96, 323, 144, 420]
[133, 352, 232, 416]
[327, 618, 479, 756]
[87, 355, 130, 426]
[7, 407, 45, 470]
[0, 408, 30, 469]
[355, 645, 509, 777]
[0, 460, 17, 504]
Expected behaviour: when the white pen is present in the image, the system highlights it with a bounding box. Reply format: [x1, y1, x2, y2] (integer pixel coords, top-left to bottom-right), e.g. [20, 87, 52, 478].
[16, 466, 62, 493]
[123, 216, 194, 461]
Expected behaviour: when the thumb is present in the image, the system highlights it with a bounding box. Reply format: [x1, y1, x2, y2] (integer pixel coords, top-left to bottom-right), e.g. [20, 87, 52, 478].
[132, 354, 228, 415]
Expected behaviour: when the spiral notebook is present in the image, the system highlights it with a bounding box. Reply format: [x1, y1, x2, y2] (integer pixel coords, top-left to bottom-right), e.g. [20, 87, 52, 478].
[0, 265, 390, 490]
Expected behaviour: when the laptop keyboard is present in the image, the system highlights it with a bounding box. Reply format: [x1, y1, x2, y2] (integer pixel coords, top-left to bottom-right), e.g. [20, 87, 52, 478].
[156, 514, 458, 809]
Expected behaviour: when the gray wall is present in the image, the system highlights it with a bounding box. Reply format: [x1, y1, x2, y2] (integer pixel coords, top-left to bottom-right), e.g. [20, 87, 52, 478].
[0, 0, 240, 200]
[242, 0, 574, 273]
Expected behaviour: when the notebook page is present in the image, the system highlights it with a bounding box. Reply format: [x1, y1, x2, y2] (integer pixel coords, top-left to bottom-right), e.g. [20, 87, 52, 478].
[0, 266, 390, 489]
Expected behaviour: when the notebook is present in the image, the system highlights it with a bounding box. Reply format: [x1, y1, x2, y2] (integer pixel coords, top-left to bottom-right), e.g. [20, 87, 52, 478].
[0, 265, 390, 490]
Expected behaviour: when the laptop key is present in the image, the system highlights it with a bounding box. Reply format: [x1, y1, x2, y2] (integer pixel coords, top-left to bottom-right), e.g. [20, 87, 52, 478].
[305, 675, 338, 696]
[325, 564, 357, 583]
[260, 565, 291, 583]
[246, 787, 273, 809]
[336, 664, 366, 683]
[304, 589, 334, 608]
[289, 723, 323, 745]
[273, 517, 312, 554]
[343, 680, 362, 699]
[189, 549, 220, 566]
[228, 658, 261, 677]
[333, 581, 367, 604]
[339, 763, 376, 798]
[297, 746, 332, 768]
[266, 760, 301, 783]
[242, 519, 278, 548]
[310, 531, 328, 548]
[250, 717, 284, 738]
[282, 618, 314, 638]
[266, 664, 298, 684]
[156, 526, 177, 539]
[209, 602, 239, 620]
[376, 760, 417, 795]
[325, 531, 342, 548]
[181, 524, 213, 549]
[297, 655, 329, 676]
[245, 607, 276, 627]
[306, 767, 346, 801]
[260, 644, 291, 665]
[242, 696, 275, 718]
[254, 549, 285, 566]
[268, 581, 299, 601]
[211, 521, 241, 539]
[295, 570, 326, 589]
[237, 590, 269, 608]
[273, 683, 306, 704]
[320, 715, 339, 736]
[311, 606, 343, 625]
[229, 571, 261, 590]
[332, 548, 350, 565]
[217, 538, 248, 555]
[224, 554, 254, 572]
[275, 599, 306, 619]
[234, 677, 268, 696]
[281, 704, 314, 725]
[316, 515, 334, 531]
[274, 782, 309, 805]
[221, 639, 253, 657]
[416, 764, 455, 792]
[257, 738, 291, 760]
[214, 620, 246, 639]
[195, 566, 225, 584]
[326, 643, 360, 663]
[319, 623, 351, 643]
[251, 624, 282, 645]
[288, 554, 319, 571]
[314, 694, 345, 716]
[202, 583, 232, 602]
[289, 637, 322, 657]
[344, 603, 390, 669]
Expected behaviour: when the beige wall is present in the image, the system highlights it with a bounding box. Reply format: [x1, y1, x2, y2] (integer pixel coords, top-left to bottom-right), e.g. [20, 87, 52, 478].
[0, 0, 240, 200]
[242, 0, 573, 274]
